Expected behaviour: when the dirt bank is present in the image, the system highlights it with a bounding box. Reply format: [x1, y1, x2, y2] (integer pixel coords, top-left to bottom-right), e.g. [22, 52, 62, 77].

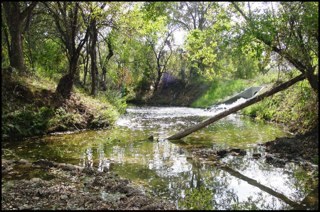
[187, 127, 318, 168]
[1, 159, 175, 210]
[130, 77, 209, 106]
[264, 127, 318, 165]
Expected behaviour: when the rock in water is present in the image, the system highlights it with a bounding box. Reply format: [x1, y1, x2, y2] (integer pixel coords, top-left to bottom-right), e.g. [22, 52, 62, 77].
[148, 135, 154, 141]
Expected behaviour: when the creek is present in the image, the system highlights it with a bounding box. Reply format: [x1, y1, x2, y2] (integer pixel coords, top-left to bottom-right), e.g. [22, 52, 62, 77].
[2, 104, 318, 210]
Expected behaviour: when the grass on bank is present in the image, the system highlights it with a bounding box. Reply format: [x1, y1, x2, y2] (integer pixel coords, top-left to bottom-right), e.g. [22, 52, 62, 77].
[191, 70, 318, 133]
[2, 70, 123, 140]
[191, 79, 248, 108]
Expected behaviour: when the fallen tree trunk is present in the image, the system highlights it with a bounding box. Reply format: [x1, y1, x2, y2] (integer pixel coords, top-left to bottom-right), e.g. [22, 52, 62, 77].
[167, 74, 305, 140]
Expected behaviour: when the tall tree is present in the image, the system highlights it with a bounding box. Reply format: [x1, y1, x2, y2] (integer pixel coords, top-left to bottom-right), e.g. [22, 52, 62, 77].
[45, 2, 90, 99]
[141, 3, 177, 91]
[98, 36, 114, 91]
[147, 26, 176, 91]
[3, 2, 37, 72]
[89, 16, 99, 96]
[171, 2, 217, 78]
[87, 2, 109, 96]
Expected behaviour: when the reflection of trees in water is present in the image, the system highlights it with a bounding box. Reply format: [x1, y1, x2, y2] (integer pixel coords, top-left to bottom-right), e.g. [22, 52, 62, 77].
[76, 135, 312, 210]
[80, 144, 112, 172]
[80, 147, 93, 168]
[97, 143, 111, 172]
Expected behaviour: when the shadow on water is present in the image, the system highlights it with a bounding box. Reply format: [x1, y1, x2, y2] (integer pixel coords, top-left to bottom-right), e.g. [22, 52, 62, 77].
[2, 106, 318, 210]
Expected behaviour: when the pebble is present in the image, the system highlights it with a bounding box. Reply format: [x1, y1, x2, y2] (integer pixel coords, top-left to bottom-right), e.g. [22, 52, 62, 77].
[30, 178, 41, 182]
[19, 159, 29, 164]
[61, 195, 68, 200]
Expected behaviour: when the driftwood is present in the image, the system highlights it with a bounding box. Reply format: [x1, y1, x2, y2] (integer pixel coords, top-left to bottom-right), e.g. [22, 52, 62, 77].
[167, 74, 305, 140]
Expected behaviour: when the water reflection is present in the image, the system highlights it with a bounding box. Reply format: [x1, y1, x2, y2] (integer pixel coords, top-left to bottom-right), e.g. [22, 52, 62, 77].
[74, 136, 313, 209]
[2, 106, 317, 210]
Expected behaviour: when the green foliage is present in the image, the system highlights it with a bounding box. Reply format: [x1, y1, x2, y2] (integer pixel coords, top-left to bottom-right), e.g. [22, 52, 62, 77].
[2, 2, 318, 137]
[242, 75, 318, 133]
[98, 90, 127, 115]
[186, 29, 217, 79]
[48, 107, 85, 131]
[192, 79, 248, 108]
[142, 2, 172, 21]
[2, 106, 54, 139]
[31, 39, 67, 78]
[178, 186, 214, 210]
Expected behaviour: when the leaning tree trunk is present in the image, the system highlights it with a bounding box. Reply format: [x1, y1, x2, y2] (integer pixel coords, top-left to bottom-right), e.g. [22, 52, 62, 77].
[220, 166, 304, 209]
[167, 74, 305, 140]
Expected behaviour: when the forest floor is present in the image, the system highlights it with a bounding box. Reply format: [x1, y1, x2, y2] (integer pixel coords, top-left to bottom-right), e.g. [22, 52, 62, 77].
[263, 127, 319, 165]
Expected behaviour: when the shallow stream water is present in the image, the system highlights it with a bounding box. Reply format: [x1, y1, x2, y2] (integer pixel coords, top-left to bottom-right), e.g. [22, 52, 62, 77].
[2, 105, 318, 210]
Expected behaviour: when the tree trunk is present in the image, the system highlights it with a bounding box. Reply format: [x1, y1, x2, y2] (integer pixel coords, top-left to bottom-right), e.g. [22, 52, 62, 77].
[3, 21, 12, 65]
[99, 37, 114, 91]
[90, 19, 98, 96]
[101, 67, 107, 91]
[3, 2, 37, 73]
[154, 70, 162, 92]
[179, 54, 186, 82]
[55, 73, 74, 99]
[7, 19, 26, 72]
[154, 59, 162, 92]
[167, 74, 305, 140]
[55, 55, 78, 99]
[83, 42, 90, 86]
[305, 68, 319, 94]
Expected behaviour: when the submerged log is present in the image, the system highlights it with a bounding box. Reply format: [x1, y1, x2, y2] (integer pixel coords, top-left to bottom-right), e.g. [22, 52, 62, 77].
[167, 74, 305, 140]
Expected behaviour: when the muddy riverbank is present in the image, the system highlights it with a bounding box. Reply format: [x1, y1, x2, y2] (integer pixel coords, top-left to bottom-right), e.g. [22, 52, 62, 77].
[1, 159, 175, 210]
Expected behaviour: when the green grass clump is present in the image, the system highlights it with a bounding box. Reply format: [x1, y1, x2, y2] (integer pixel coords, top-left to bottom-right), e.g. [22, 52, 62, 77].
[191, 79, 248, 108]
[2, 106, 54, 139]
